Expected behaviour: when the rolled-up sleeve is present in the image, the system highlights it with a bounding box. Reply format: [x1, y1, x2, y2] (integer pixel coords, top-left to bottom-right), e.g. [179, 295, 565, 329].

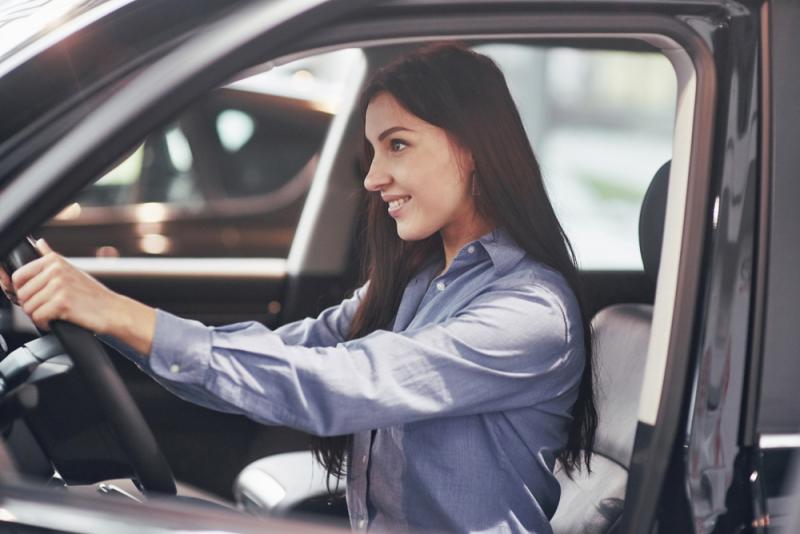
[146, 282, 584, 436]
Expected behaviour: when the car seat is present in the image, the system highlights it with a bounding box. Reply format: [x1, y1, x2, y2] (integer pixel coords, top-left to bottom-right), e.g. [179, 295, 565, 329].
[234, 162, 672, 533]
[550, 160, 669, 533]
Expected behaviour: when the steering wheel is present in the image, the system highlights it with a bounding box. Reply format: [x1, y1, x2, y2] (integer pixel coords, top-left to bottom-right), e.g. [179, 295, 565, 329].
[3, 237, 176, 495]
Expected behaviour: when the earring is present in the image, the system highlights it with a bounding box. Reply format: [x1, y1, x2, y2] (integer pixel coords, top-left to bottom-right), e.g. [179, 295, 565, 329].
[471, 170, 480, 196]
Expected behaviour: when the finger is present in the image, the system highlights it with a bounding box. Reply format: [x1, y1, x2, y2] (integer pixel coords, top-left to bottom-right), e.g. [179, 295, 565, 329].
[15, 259, 61, 304]
[11, 254, 54, 291]
[19, 276, 60, 321]
[29, 298, 63, 332]
[36, 238, 53, 255]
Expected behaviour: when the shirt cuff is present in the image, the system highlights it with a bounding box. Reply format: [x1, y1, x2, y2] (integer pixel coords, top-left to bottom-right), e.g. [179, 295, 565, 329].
[148, 309, 212, 385]
[98, 333, 148, 368]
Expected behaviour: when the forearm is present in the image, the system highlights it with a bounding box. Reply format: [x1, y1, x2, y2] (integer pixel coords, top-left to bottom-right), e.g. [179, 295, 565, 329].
[104, 293, 157, 356]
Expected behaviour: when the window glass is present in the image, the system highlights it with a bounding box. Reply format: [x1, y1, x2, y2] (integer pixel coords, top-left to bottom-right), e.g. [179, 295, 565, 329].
[475, 44, 676, 270]
[40, 48, 364, 258]
[69, 145, 144, 207]
[40, 44, 674, 267]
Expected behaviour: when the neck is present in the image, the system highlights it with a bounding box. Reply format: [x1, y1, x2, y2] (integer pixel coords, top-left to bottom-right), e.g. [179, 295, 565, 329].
[439, 218, 494, 274]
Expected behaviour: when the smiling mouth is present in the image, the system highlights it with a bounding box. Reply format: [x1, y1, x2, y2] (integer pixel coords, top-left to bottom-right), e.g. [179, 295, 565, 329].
[387, 196, 411, 212]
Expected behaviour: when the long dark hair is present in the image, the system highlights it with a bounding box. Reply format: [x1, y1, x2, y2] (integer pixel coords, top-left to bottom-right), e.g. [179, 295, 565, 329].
[311, 42, 596, 485]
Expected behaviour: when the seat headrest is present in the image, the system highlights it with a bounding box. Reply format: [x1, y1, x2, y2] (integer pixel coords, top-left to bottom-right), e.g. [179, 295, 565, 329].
[638, 161, 670, 282]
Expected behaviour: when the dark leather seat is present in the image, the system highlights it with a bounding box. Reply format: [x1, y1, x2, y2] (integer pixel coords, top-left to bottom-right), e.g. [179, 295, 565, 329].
[235, 162, 672, 532]
[551, 161, 670, 533]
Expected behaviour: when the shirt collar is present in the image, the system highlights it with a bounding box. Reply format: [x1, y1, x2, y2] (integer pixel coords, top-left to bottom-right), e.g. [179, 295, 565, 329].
[476, 227, 527, 275]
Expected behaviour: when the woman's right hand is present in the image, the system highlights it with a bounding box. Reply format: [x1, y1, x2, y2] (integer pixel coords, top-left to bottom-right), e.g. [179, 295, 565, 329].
[7, 240, 157, 354]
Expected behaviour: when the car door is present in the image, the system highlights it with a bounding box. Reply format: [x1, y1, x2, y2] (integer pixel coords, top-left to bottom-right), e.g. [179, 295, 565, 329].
[743, 0, 800, 528]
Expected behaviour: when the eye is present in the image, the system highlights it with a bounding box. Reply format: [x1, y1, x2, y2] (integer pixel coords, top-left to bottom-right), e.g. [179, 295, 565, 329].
[389, 139, 408, 152]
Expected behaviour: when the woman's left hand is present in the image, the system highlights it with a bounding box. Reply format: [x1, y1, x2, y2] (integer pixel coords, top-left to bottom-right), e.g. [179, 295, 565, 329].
[10, 240, 124, 334]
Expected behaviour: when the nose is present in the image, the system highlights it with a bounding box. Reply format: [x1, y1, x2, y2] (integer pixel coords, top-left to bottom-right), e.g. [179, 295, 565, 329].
[363, 158, 391, 192]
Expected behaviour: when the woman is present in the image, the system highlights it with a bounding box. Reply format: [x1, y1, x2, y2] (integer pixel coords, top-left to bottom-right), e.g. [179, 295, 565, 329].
[2, 43, 595, 533]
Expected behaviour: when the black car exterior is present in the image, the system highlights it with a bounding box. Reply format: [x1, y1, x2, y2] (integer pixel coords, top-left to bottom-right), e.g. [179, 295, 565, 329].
[0, 0, 797, 533]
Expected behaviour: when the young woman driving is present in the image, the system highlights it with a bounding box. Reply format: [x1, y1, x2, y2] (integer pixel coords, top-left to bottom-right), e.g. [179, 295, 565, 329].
[2, 43, 596, 534]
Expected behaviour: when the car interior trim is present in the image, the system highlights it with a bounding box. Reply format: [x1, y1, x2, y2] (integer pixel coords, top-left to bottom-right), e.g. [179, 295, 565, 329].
[0, 484, 297, 534]
[234, 467, 288, 509]
[637, 42, 695, 426]
[622, 28, 716, 534]
[70, 257, 288, 280]
[754, 0, 800, 437]
[286, 50, 367, 276]
[741, 0, 773, 447]
[759, 434, 800, 449]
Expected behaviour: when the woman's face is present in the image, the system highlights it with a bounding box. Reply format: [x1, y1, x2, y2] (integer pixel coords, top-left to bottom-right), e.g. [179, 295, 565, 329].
[363, 92, 483, 244]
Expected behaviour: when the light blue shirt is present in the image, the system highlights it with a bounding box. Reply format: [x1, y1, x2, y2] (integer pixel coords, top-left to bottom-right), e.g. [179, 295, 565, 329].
[107, 228, 584, 533]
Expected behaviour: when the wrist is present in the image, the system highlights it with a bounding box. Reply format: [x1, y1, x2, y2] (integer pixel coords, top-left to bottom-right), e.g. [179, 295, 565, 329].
[108, 293, 157, 356]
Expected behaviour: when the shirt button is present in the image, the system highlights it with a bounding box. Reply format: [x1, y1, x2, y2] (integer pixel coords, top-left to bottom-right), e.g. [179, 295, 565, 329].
[435, 281, 446, 291]
[467, 245, 476, 254]
[357, 519, 366, 529]
[169, 364, 180, 374]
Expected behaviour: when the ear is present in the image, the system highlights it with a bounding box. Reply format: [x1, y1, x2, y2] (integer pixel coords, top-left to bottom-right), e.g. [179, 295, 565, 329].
[457, 145, 475, 178]
[465, 150, 475, 172]
[444, 132, 474, 178]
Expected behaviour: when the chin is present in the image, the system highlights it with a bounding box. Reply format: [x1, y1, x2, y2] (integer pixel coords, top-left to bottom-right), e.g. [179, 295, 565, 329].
[395, 222, 437, 242]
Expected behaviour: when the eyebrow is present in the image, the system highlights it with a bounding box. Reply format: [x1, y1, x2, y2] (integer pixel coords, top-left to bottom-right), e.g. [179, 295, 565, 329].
[377, 126, 413, 141]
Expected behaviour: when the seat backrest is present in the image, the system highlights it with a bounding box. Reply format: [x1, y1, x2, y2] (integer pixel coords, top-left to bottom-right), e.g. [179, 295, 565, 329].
[550, 304, 652, 533]
[550, 161, 670, 534]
